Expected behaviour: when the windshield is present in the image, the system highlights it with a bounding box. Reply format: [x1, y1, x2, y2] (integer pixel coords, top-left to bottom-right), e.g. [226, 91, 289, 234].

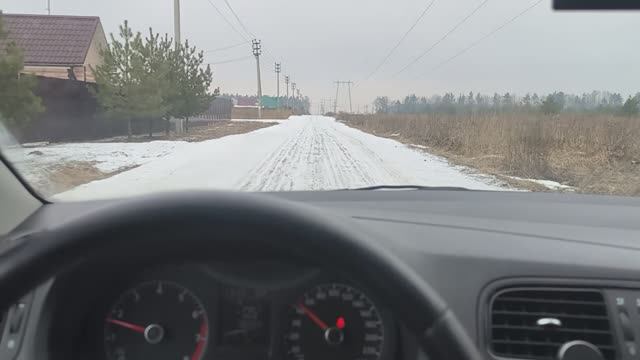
[0, 1, 638, 200]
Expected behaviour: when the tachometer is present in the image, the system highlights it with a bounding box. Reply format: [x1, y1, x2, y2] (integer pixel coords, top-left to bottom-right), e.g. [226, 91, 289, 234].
[104, 281, 208, 360]
[284, 283, 386, 360]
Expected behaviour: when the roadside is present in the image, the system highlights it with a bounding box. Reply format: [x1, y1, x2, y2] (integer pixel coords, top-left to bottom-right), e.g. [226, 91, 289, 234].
[341, 113, 640, 196]
[9, 120, 278, 197]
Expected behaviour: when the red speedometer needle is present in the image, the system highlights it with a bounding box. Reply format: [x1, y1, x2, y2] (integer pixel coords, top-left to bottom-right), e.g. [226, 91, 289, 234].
[106, 318, 146, 334]
[191, 321, 208, 360]
[297, 303, 328, 330]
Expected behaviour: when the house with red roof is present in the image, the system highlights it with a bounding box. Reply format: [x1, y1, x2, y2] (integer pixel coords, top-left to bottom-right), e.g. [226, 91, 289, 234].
[0, 13, 107, 82]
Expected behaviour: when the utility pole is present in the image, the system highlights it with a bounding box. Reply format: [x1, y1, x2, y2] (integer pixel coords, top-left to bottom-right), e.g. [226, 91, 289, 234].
[291, 82, 297, 112]
[252, 39, 262, 119]
[347, 81, 353, 113]
[46, 0, 51, 15]
[334, 81, 353, 113]
[334, 82, 340, 113]
[171, 0, 184, 133]
[174, 0, 181, 45]
[284, 76, 290, 109]
[275, 63, 281, 108]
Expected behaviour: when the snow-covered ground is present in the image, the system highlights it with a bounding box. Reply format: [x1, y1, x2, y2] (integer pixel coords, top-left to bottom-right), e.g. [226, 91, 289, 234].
[54, 116, 506, 200]
[6, 141, 190, 190]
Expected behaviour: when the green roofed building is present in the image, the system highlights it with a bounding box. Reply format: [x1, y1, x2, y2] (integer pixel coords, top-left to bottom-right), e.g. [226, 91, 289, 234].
[260, 96, 280, 109]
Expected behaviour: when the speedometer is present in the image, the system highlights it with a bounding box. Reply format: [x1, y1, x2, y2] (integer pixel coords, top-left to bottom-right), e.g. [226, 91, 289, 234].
[284, 283, 387, 360]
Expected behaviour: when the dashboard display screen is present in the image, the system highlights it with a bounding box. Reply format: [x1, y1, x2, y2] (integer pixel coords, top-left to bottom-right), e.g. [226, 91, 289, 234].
[218, 286, 270, 346]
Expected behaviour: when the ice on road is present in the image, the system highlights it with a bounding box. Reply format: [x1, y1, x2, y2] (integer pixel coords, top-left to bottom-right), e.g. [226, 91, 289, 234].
[58, 116, 504, 200]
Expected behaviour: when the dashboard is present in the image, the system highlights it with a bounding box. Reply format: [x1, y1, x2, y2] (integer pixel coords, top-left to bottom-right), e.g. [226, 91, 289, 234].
[3, 189, 640, 360]
[42, 262, 399, 360]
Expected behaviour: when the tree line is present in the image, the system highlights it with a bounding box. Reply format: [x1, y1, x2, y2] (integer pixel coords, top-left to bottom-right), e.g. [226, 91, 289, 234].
[93, 21, 216, 137]
[374, 91, 640, 117]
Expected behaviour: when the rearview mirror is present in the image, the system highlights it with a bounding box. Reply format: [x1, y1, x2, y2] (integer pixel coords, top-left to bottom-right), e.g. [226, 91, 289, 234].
[554, 0, 640, 10]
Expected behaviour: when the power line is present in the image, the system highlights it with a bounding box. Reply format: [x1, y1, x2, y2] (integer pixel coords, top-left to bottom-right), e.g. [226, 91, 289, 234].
[222, 0, 255, 38]
[203, 0, 294, 97]
[204, 41, 249, 53]
[202, 1, 286, 72]
[393, 0, 490, 77]
[207, 55, 253, 65]
[428, 0, 543, 74]
[218, 1, 284, 72]
[204, 0, 250, 41]
[362, 0, 437, 82]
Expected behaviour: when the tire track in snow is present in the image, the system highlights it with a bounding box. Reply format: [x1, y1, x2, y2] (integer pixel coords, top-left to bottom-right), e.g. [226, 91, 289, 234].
[239, 116, 382, 190]
[237, 121, 307, 191]
[329, 121, 412, 185]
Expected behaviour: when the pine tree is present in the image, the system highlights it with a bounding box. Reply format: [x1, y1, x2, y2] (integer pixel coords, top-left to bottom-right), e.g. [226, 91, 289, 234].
[541, 92, 565, 115]
[492, 93, 501, 109]
[140, 30, 174, 137]
[621, 95, 639, 117]
[172, 40, 214, 132]
[92, 21, 166, 138]
[0, 15, 43, 127]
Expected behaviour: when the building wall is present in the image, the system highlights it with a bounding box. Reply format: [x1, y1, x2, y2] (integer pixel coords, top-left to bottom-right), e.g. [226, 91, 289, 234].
[83, 22, 107, 81]
[22, 65, 87, 82]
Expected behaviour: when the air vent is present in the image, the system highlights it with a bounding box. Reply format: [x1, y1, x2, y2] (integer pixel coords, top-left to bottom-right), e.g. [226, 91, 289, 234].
[490, 288, 615, 360]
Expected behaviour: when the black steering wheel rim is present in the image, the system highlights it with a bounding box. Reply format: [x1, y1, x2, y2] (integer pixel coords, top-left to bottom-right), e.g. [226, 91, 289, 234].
[0, 191, 482, 360]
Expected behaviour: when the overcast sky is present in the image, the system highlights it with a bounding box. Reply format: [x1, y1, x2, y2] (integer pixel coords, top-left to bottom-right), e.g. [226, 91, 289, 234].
[3, 0, 639, 112]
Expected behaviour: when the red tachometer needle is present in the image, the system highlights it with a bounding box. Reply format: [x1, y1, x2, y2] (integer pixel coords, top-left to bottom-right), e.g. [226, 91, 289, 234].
[106, 318, 146, 334]
[296, 303, 329, 330]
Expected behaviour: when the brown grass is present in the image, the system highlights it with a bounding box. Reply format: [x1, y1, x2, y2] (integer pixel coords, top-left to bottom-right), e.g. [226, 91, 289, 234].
[37, 161, 137, 197]
[341, 113, 640, 196]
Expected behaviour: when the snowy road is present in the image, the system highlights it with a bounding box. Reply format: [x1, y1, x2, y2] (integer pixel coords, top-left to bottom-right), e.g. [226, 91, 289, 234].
[58, 116, 504, 200]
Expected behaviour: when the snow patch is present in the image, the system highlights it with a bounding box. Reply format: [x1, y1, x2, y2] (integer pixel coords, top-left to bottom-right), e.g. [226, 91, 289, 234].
[409, 144, 428, 149]
[508, 176, 574, 191]
[6, 141, 189, 188]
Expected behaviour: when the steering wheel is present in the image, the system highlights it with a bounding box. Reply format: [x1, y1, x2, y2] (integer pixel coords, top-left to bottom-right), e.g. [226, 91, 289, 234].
[0, 192, 482, 360]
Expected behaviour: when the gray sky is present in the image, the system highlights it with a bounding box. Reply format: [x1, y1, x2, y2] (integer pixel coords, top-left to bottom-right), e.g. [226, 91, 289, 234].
[3, 0, 639, 112]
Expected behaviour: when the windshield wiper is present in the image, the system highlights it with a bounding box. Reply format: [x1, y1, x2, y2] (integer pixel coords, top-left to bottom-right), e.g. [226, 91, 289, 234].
[346, 185, 470, 191]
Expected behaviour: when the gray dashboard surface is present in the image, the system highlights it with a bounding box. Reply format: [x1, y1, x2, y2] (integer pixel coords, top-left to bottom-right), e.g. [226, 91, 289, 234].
[9, 189, 640, 345]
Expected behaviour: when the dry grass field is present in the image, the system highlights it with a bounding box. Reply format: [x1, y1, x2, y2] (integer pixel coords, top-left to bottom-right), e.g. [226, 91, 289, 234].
[342, 113, 640, 195]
